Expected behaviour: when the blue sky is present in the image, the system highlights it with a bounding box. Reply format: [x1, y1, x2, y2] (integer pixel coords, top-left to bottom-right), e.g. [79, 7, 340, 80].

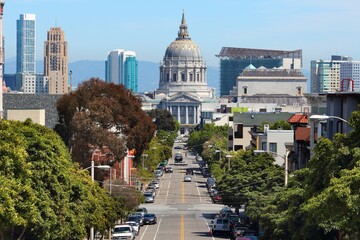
[3, 0, 360, 70]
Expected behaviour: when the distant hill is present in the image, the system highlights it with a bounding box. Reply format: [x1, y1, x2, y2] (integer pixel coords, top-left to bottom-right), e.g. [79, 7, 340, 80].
[4, 59, 220, 93]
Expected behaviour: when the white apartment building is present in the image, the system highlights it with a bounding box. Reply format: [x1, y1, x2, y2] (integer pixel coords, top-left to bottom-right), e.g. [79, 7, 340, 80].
[310, 55, 360, 93]
[340, 61, 360, 92]
[18, 73, 49, 93]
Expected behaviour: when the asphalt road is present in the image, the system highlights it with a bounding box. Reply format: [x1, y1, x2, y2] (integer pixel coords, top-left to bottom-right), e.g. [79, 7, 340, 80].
[136, 144, 230, 240]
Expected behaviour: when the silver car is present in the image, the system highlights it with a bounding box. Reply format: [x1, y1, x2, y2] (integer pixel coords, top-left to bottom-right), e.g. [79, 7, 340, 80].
[143, 192, 154, 203]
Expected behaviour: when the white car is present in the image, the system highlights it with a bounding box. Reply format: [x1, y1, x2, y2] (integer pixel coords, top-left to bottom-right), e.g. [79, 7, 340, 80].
[125, 221, 140, 236]
[112, 224, 135, 240]
[184, 175, 192, 182]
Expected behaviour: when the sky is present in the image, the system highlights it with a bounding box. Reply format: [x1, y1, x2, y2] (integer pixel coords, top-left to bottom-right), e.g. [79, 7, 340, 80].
[3, 0, 360, 70]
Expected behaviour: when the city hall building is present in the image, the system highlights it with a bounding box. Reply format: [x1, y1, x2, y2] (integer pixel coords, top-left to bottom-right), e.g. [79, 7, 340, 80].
[143, 13, 216, 134]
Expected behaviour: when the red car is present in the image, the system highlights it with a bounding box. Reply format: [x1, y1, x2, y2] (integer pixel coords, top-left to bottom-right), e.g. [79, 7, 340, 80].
[212, 193, 222, 203]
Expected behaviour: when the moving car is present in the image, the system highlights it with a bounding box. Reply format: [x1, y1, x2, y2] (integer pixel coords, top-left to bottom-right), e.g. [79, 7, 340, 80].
[143, 213, 157, 224]
[112, 224, 135, 240]
[165, 166, 173, 173]
[184, 175, 192, 182]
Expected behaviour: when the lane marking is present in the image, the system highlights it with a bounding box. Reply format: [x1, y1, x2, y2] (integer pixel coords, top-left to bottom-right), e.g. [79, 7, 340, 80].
[153, 215, 162, 240]
[196, 181, 203, 203]
[165, 181, 171, 202]
[182, 172, 185, 203]
[139, 224, 149, 240]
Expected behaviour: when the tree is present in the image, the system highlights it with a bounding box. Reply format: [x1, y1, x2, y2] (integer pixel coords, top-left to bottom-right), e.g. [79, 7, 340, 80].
[0, 119, 119, 240]
[147, 109, 177, 132]
[55, 78, 156, 170]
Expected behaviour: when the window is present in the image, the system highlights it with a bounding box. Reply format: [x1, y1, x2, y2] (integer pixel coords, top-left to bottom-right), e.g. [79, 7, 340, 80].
[269, 143, 277, 153]
[297, 86, 302, 95]
[243, 86, 248, 95]
[181, 73, 185, 81]
[234, 145, 243, 151]
[234, 124, 243, 138]
[173, 73, 177, 82]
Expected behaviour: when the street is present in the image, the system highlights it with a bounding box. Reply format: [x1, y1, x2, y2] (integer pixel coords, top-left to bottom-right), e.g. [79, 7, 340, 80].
[136, 145, 229, 240]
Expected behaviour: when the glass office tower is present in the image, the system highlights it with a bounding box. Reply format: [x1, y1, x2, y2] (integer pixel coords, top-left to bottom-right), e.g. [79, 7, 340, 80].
[17, 14, 36, 74]
[124, 56, 138, 93]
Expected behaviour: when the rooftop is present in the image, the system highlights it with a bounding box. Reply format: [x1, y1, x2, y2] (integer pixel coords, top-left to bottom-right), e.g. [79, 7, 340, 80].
[216, 47, 302, 60]
[240, 68, 305, 77]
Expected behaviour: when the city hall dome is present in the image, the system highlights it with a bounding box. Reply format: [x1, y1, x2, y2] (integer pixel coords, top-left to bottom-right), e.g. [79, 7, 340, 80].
[163, 13, 202, 60]
[157, 12, 213, 100]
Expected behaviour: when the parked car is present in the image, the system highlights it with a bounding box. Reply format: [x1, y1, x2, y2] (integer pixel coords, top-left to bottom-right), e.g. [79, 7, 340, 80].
[150, 180, 160, 189]
[144, 189, 156, 197]
[155, 170, 163, 178]
[146, 184, 156, 193]
[143, 213, 157, 224]
[135, 207, 148, 217]
[206, 177, 216, 189]
[219, 206, 233, 217]
[231, 226, 249, 238]
[125, 221, 140, 236]
[212, 193, 222, 203]
[184, 175, 192, 182]
[112, 224, 135, 240]
[165, 166, 173, 173]
[127, 214, 144, 226]
[143, 192, 154, 203]
[211, 217, 231, 236]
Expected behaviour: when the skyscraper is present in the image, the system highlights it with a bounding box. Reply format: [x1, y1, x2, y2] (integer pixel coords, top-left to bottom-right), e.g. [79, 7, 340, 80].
[17, 14, 36, 74]
[0, 1, 4, 118]
[44, 27, 68, 94]
[124, 56, 138, 93]
[105, 50, 138, 93]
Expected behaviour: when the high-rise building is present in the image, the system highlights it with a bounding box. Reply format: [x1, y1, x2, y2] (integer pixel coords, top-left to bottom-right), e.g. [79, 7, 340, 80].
[310, 55, 356, 93]
[0, 1, 4, 118]
[124, 56, 138, 93]
[105, 49, 138, 93]
[105, 49, 123, 85]
[216, 47, 302, 96]
[44, 27, 68, 94]
[19, 73, 49, 93]
[17, 14, 36, 74]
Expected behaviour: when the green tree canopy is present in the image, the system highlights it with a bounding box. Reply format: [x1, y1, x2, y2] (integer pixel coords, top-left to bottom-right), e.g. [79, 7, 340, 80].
[0, 119, 119, 240]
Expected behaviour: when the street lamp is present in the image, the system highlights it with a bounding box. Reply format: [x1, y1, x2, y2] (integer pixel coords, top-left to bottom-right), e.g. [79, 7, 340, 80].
[85, 160, 110, 240]
[309, 115, 350, 154]
[215, 149, 221, 160]
[141, 154, 148, 169]
[309, 114, 349, 124]
[254, 142, 293, 186]
[225, 155, 232, 171]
